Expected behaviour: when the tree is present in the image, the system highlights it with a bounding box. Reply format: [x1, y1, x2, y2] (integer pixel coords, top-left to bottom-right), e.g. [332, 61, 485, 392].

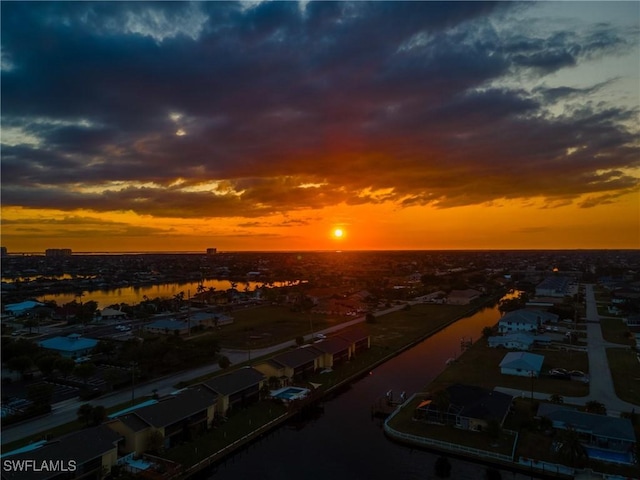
[8, 355, 33, 380]
[585, 400, 606, 415]
[74, 362, 97, 387]
[260, 383, 271, 400]
[549, 393, 564, 404]
[36, 354, 61, 378]
[27, 383, 54, 408]
[556, 425, 588, 468]
[481, 326, 494, 338]
[218, 355, 231, 369]
[103, 368, 123, 391]
[431, 389, 451, 424]
[77, 403, 94, 427]
[91, 405, 107, 426]
[55, 357, 76, 378]
[93, 340, 116, 360]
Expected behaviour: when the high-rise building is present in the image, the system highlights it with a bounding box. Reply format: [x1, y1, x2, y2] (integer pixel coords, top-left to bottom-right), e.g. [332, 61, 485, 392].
[206, 248, 217, 255]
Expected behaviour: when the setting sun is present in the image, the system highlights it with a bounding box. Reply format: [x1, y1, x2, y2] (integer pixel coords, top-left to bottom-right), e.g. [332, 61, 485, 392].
[333, 228, 344, 239]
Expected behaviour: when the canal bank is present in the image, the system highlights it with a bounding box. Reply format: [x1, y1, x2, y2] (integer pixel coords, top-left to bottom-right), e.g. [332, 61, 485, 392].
[169, 292, 540, 480]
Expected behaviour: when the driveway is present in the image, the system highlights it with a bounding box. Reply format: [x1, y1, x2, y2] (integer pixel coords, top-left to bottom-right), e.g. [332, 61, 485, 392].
[496, 284, 638, 414]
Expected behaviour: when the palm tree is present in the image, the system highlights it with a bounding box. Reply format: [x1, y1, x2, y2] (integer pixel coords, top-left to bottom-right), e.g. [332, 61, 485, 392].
[432, 389, 451, 424]
[556, 424, 588, 468]
[77, 403, 94, 427]
[549, 393, 564, 404]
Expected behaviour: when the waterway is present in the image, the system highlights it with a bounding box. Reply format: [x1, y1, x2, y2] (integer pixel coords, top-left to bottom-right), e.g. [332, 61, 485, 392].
[35, 279, 291, 309]
[207, 296, 536, 480]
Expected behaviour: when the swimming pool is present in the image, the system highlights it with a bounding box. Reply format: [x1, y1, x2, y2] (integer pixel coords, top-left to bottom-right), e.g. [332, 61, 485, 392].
[270, 387, 310, 401]
[584, 446, 633, 465]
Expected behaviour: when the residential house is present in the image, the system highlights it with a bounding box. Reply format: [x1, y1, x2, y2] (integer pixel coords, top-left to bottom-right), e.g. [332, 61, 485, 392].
[38, 334, 98, 359]
[97, 308, 127, 322]
[337, 326, 371, 356]
[258, 347, 322, 382]
[106, 385, 217, 454]
[537, 403, 636, 464]
[1, 425, 121, 480]
[201, 367, 265, 416]
[499, 351, 544, 377]
[488, 333, 535, 350]
[415, 384, 513, 431]
[535, 276, 570, 297]
[144, 319, 189, 335]
[488, 332, 552, 351]
[310, 337, 351, 369]
[446, 289, 481, 305]
[498, 309, 558, 333]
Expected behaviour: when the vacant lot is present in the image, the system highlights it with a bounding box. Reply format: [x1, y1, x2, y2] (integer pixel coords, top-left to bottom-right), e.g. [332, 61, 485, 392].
[607, 347, 640, 405]
[600, 318, 633, 346]
[216, 305, 348, 348]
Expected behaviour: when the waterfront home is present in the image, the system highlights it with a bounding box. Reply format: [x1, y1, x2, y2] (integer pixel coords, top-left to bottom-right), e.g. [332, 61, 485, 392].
[488, 332, 551, 351]
[537, 403, 637, 464]
[446, 289, 480, 305]
[498, 309, 558, 333]
[488, 333, 536, 350]
[38, 334, 98, 359]
[97, 307, 127, 322]
[201, 367, 265, 416]
[499, 351, 544, 377]
[338, 326, 371, 356]
[535, 276, 571, 297]
[106, 385, 217, 454]
[415, 384, 513, 431]
[257, 347, 322, 382]
[1, 425, 121, 480]
[309, 337, 351, 369]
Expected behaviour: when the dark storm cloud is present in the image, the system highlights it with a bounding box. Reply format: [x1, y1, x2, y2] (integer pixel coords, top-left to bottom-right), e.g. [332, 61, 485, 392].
[1, 1, 638, 218]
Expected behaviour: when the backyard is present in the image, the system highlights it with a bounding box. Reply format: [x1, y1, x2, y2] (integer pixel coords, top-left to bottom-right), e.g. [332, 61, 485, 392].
[426, 337, 590, 397]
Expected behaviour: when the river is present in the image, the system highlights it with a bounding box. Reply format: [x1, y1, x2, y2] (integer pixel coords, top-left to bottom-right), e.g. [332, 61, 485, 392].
[207, 297, 536, 480]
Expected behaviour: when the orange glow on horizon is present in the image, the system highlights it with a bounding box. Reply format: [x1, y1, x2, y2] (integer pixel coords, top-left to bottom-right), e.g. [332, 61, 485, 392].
[0, 190, 638, 252]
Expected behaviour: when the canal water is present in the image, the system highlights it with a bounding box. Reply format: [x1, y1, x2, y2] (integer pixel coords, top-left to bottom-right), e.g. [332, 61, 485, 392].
[208, 297, 535, 480]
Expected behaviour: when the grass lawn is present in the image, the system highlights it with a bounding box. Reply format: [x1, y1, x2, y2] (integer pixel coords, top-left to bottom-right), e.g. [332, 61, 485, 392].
[217, 305, 349, 348]
[606, 347, 640, 406]
[387, 394, 517, 458]
[600, 318, 633, 346]
[164, 402, 287, 466]
[426, 338, 589, 397]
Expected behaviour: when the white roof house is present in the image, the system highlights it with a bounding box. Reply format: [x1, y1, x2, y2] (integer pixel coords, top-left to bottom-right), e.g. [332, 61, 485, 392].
[498, 309, 558, 333]
[499, 351, 544, 377]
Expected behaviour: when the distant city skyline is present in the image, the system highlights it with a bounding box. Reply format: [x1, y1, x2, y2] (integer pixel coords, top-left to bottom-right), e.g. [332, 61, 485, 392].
[2, 1, 638, 252]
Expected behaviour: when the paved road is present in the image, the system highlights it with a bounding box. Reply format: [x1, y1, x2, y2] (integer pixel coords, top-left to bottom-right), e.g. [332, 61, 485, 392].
[2, 304, 409, 446]
[496, 284, 639, 415]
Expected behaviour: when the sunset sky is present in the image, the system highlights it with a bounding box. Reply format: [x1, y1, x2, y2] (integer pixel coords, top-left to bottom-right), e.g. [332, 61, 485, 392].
[1, 1, 639, 252]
